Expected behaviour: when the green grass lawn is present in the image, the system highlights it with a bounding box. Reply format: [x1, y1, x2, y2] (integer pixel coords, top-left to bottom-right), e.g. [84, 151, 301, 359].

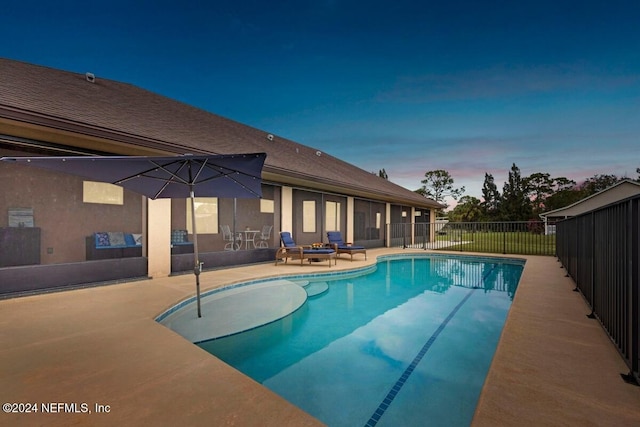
[435, 231, 556, 256]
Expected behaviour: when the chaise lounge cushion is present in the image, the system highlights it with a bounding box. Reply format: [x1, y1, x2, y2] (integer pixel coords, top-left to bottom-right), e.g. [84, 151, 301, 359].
[303, 248, 334, 255]
[326, 231, 367, 260]
[280, 231, 297, 248]
[326, 231, 365, 249]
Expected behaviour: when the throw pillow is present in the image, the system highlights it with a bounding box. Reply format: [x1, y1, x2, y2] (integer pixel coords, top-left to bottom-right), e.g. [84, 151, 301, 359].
[95, 232, 110, 247]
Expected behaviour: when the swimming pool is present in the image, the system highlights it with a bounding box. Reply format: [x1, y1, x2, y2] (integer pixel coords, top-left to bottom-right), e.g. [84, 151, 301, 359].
[198, 254, 524, 426]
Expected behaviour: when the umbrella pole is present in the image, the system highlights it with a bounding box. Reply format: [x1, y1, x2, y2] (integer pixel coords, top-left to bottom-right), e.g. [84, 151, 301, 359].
[190, 190, 202, 318]
[232, 198, 237, 250]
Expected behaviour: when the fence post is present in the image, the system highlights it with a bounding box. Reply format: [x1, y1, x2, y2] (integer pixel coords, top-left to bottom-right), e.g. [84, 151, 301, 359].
[422, 223, 427, 250]
[628, 199, 639, 383]
[502, 223, 506, 254]
[385, 223, 389, 248]
[402, 222, 406, 249]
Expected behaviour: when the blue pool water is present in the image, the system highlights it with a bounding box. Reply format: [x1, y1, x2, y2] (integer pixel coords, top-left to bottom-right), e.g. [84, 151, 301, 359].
[199, 255, 524, 426]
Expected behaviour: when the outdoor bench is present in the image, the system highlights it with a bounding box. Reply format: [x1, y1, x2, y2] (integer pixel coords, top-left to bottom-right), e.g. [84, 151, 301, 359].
[86, 232, 142, 260]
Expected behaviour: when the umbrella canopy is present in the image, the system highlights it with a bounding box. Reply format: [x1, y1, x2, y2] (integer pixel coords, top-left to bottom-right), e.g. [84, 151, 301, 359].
[1, 153, 266, 199]
[1, 153, 267, 318]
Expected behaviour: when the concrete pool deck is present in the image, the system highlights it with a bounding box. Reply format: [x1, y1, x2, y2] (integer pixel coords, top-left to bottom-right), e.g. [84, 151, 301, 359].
[1, 249, 639, 426]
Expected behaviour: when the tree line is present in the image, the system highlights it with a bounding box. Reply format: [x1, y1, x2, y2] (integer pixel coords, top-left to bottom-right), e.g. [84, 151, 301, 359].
[414, 165, 640, 222]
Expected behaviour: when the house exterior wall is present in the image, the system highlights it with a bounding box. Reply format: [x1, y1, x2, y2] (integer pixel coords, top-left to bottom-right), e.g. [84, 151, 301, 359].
[346, 197, 354, 243]
[386, 203, 392, 247]
[292, 189, 323, 245]
[353, 198, 386, 246]
[147, 199, 171, 278]
[281, 186, 293, 236]
[287, 188, 348, 245]
[0, 151, 143, 266]
[1, 140, 435, 294]
[0, 58, 444, 293]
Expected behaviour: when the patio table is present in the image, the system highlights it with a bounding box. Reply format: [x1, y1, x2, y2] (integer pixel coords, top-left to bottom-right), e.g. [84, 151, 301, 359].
[243, 230, 260, 249]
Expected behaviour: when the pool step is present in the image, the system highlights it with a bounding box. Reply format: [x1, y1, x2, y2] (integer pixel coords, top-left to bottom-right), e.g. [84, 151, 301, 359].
[304, 281, 329, 297]
[159, 279, 307, 343]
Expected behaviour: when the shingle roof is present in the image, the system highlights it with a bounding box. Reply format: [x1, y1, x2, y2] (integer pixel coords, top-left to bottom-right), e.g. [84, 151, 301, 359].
[0, 58, 442, 209]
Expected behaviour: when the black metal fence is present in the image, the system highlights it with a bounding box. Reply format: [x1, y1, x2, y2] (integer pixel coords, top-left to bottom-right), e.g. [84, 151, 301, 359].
[388, 221, 555, 256]
[556, 195, 640, 384]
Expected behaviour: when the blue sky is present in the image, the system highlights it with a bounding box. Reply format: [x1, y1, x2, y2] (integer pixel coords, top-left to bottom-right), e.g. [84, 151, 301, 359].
[3, 1, 639, 205]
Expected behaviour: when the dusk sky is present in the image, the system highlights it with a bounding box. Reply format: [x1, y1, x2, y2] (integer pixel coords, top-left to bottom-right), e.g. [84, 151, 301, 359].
[3, 1, 639, 206]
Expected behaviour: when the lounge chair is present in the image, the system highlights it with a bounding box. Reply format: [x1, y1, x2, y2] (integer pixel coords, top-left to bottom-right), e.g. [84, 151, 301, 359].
[276, 232, 336, 267]
[326, 231, 367, 261]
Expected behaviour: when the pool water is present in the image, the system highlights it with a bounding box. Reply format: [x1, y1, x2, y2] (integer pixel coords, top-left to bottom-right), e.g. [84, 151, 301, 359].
[200, 255, 524, 426]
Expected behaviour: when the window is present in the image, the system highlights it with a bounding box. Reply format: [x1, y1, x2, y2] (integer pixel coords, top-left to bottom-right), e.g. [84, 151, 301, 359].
[186, 197, 218, 234]
[325, 201, 341, 232]
[303, 200, 316, 232]
[83, 181, 123, 205]
[260, 199, 274, 213]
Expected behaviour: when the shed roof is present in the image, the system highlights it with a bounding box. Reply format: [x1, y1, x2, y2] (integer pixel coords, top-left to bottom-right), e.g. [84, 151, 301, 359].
[539, 179, 640, 219]
[0, 58, 442, 209]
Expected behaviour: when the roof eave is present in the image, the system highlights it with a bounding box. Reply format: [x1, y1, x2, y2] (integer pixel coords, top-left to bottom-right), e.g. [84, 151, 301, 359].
[2, 107, 443, 210]
[264, 168, 443, 209]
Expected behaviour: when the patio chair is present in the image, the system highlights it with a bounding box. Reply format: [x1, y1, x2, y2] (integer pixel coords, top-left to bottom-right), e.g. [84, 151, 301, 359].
[256, 224, 273, 248]
[326, 231, 367, 261]
[220, 225, 242, 251]
[275, 231, 336, 267]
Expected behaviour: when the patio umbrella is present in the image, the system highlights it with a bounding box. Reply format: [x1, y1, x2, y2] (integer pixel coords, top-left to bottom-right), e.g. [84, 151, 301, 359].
[1, 153, 267, 317]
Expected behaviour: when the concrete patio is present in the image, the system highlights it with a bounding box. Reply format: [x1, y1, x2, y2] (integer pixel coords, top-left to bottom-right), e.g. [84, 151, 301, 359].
[1, 249, 639, 426]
